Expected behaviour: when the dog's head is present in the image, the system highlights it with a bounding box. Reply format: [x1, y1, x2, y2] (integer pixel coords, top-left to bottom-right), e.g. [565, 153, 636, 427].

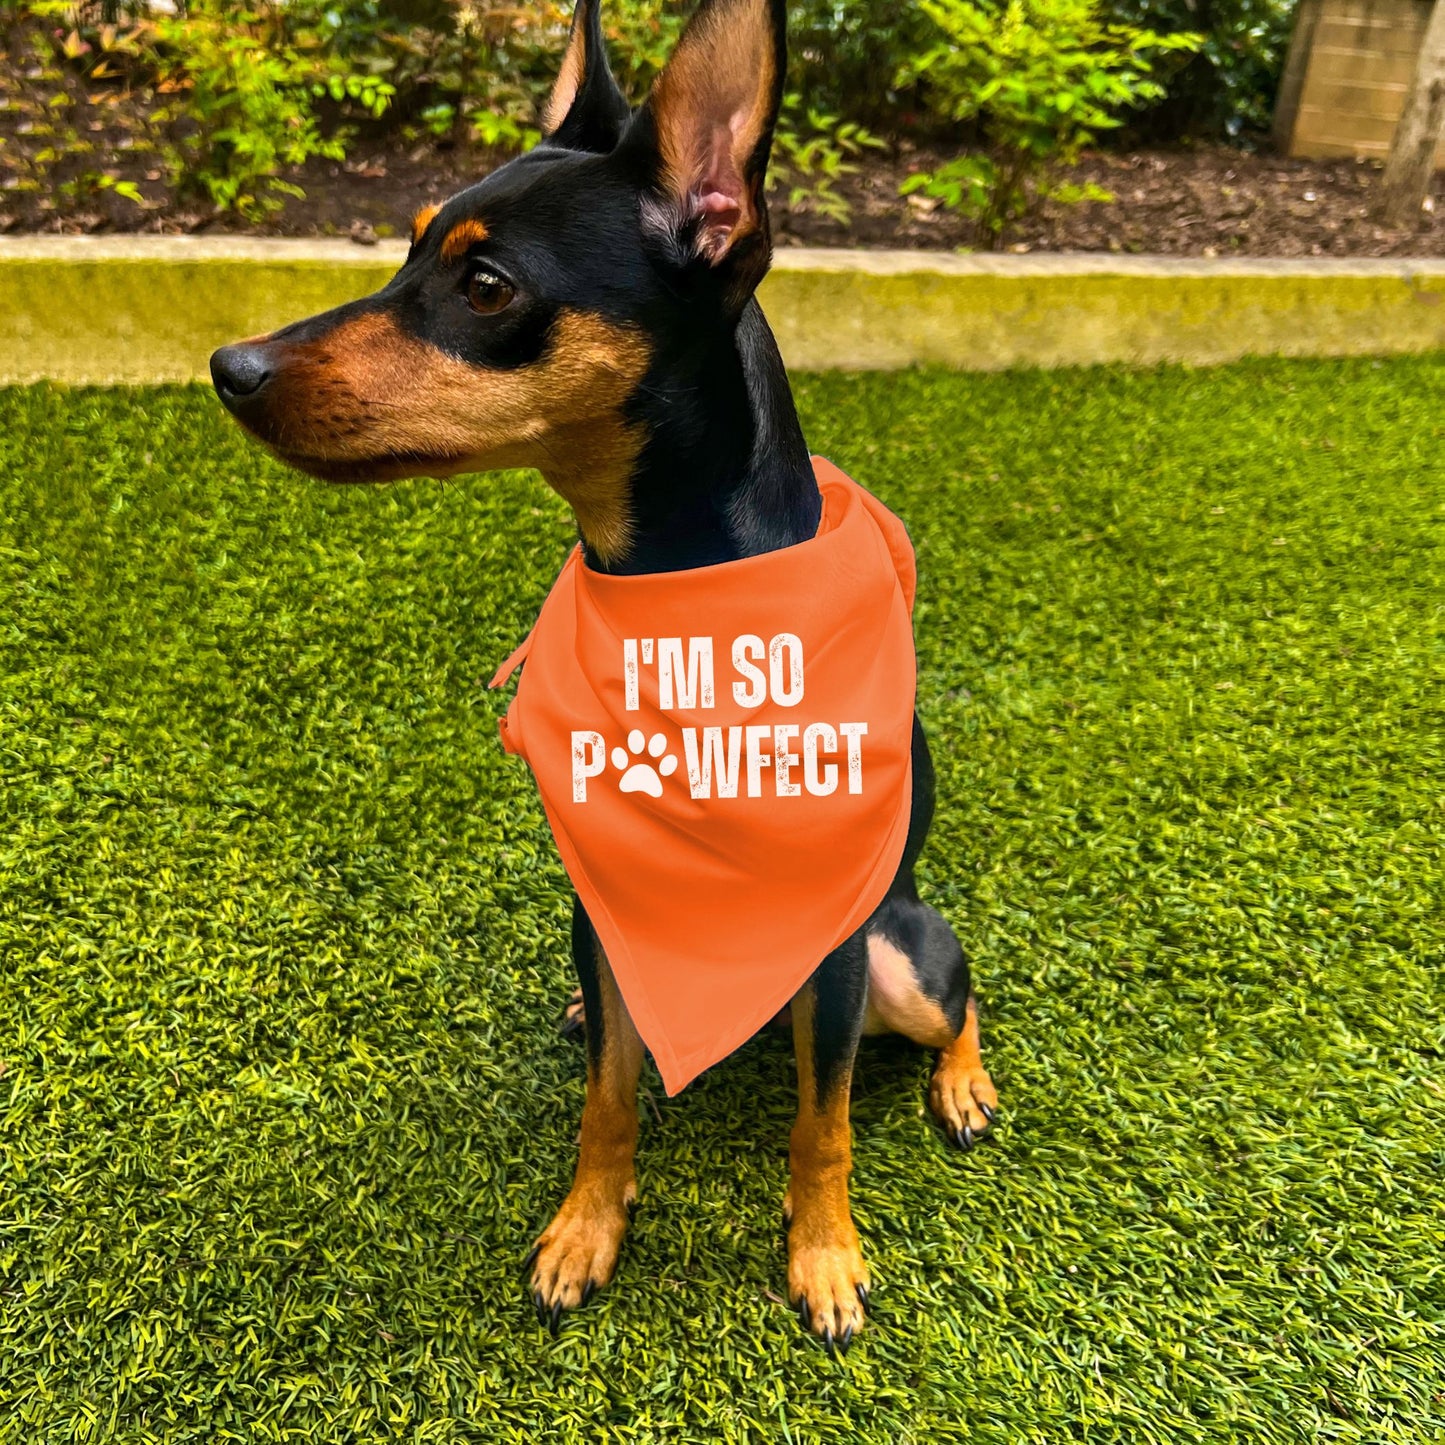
[209, 0, 787, 563]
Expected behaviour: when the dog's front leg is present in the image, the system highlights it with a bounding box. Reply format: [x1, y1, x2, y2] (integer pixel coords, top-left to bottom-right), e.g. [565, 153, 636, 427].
[784, 929, 870, 1353]
[526, 897, 642, 1333]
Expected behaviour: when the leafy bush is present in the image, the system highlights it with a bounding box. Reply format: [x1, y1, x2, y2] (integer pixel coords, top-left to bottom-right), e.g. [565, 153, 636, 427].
[787, 0, 937, 131]
[12, 0, 1280, 232]
[1103, 0, 1297, 139]
[5, 0, 394, 219]
[899, 0, 1199, 243]
[0, 4, 158, 210]
[771, 96, 884, 227]
[599, 0, 689, 100]
[150, 1, 392, 217]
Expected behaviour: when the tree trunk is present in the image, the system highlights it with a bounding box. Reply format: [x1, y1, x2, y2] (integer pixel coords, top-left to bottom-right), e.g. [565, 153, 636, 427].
[1377, 0, 1445, 228]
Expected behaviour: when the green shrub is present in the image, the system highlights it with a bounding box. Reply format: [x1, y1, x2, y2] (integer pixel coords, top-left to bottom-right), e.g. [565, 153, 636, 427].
[770, 96, 884, 228]
[601, 0, 689, 100]
[898, 0, 1199, 243]
[787, 0, 936, 131]
[1103, 0, 1296, 139]
[0, 4, 159, 209]
[16, 0, 1277, 231]
[149, 1, 392, 218]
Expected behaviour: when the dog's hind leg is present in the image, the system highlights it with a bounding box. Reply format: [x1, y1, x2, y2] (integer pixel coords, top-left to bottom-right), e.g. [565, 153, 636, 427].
[784, 929, 870, 1353]
[863, 894, 998, 1150]
[526, 896, 642, 1332]
[865, 715, 998, 1149]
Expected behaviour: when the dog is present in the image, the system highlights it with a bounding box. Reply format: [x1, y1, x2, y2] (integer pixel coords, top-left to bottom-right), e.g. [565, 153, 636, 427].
[209, 0, 997, 1354]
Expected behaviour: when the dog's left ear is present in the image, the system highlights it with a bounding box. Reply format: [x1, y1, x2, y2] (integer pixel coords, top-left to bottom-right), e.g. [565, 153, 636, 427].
[541, 0, 631, 154]
[625, 0, 787, 309]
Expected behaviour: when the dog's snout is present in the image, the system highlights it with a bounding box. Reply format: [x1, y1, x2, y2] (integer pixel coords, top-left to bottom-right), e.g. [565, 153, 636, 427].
[210, 343, 273, 409]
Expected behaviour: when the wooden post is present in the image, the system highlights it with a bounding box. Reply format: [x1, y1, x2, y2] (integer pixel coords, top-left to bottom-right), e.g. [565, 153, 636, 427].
[1377, 0, 1445, 227]
[1272, 0, 1323, 157]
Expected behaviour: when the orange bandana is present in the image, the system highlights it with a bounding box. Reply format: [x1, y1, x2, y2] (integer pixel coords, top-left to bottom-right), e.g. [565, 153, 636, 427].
[491, 458, 917, 1094]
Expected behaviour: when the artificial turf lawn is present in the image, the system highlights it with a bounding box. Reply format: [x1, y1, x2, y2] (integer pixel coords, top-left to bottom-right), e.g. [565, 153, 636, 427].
[1, 357, 1442, 1444]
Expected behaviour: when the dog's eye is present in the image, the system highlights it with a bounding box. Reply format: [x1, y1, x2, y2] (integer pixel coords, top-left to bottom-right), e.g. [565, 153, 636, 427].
[466, 270, 515, 316]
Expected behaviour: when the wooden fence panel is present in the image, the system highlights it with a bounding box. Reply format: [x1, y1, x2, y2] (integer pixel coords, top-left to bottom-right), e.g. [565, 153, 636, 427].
[1277, 0, 1445, 166]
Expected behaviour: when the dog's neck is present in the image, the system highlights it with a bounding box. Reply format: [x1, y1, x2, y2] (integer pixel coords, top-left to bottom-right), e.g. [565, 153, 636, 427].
[578, 299, 820, 576]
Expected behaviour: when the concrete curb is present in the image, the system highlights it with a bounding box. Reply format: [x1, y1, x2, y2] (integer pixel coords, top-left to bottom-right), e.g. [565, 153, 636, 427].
[4, 237, 1444, 382]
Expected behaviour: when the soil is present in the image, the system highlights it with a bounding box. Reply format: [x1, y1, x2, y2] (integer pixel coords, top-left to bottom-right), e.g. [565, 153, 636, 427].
[827, 145, 1445, 259]
[4, 34, 1443, 257]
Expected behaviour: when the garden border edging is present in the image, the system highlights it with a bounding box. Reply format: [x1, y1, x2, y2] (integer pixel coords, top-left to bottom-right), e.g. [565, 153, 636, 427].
[4, 237, 1444, 382]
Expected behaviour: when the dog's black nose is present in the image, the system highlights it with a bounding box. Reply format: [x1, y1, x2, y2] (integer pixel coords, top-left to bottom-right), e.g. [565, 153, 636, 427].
[210, 343, 272, 408]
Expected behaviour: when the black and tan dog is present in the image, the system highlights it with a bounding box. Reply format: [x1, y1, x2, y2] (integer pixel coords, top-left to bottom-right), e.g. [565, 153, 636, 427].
[210, 0, 997, 1353]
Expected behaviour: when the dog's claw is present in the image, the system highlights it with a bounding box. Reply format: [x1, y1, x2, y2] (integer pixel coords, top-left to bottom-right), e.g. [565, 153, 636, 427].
[532, 1290, 546, 1325]
[581, 1279, 595, 1306]
[798, 1297, 811, 1331]
[521, 1244, 540, 1277]
[962, 1123, 975, 1150]
[548, 1300, 562, 1337]
[856, 1282, 869, 1309]
[980, 1101, 996, 1124]
[839, 1324, 854, 1355]
[822, 1326, 836, 1356]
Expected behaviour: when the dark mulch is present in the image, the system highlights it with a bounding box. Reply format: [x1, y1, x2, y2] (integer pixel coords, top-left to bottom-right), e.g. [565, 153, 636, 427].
[821, 144, 1445, 258]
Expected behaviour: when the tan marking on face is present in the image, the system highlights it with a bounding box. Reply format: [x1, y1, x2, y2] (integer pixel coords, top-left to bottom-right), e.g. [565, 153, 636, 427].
[440, 217, 490, 263]
[861, 934, 953, 1045]
[252, 308, 649, 564]
[650, 0, 775, 251]
[542, 8, 589, 135]
[410, 204, 442, 246]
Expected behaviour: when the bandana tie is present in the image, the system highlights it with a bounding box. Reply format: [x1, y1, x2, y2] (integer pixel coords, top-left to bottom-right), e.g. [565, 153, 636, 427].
[491, 457, 917, 1094]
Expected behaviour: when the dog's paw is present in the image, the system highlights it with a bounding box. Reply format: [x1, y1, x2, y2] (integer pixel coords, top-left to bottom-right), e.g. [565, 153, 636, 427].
[929, 1056, 998, 1151]
[524, 1183, 634, 1335]
[787, 1236, 869, 1355]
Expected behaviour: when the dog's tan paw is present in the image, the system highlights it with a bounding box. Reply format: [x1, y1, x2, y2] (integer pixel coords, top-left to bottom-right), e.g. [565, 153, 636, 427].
[787, 1233, 869, 1354]
[929, 1056, 998, 1150]
[525, 1181, 634, 1334]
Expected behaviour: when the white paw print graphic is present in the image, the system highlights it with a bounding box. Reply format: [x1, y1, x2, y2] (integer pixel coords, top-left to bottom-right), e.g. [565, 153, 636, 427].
[612, 729, 678, 797]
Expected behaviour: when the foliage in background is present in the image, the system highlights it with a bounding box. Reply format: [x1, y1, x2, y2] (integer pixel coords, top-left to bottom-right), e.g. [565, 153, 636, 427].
[787, 0, 939, 131]
[281, 0, 553, 151]
[12, 0, 874, 222]
[8, 0, 1287, 225]
[1104, 0, 1298, 139]
[786, 0, 1294, 143]
[0, 6, 155, 209]
[899, 0, 1200, 243]
[149, 1, 393, 217]
[4, 0, 394, 219]
[597, 0, 688, 99]
[770, 95, 885, 226]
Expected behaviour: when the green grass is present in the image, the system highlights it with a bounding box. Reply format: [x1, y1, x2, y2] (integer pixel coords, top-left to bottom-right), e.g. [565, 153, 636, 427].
[1, 357, 1443, 1443]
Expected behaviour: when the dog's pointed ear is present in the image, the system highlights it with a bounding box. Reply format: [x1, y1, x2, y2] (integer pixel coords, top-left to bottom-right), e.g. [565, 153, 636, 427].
[628, 0, 786, 305]
[541, 0, 631, 154]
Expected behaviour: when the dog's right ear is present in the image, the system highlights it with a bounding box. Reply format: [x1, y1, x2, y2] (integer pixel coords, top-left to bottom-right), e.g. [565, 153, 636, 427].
[540, 0, 631, 154]
[621, 0, 787, 314]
